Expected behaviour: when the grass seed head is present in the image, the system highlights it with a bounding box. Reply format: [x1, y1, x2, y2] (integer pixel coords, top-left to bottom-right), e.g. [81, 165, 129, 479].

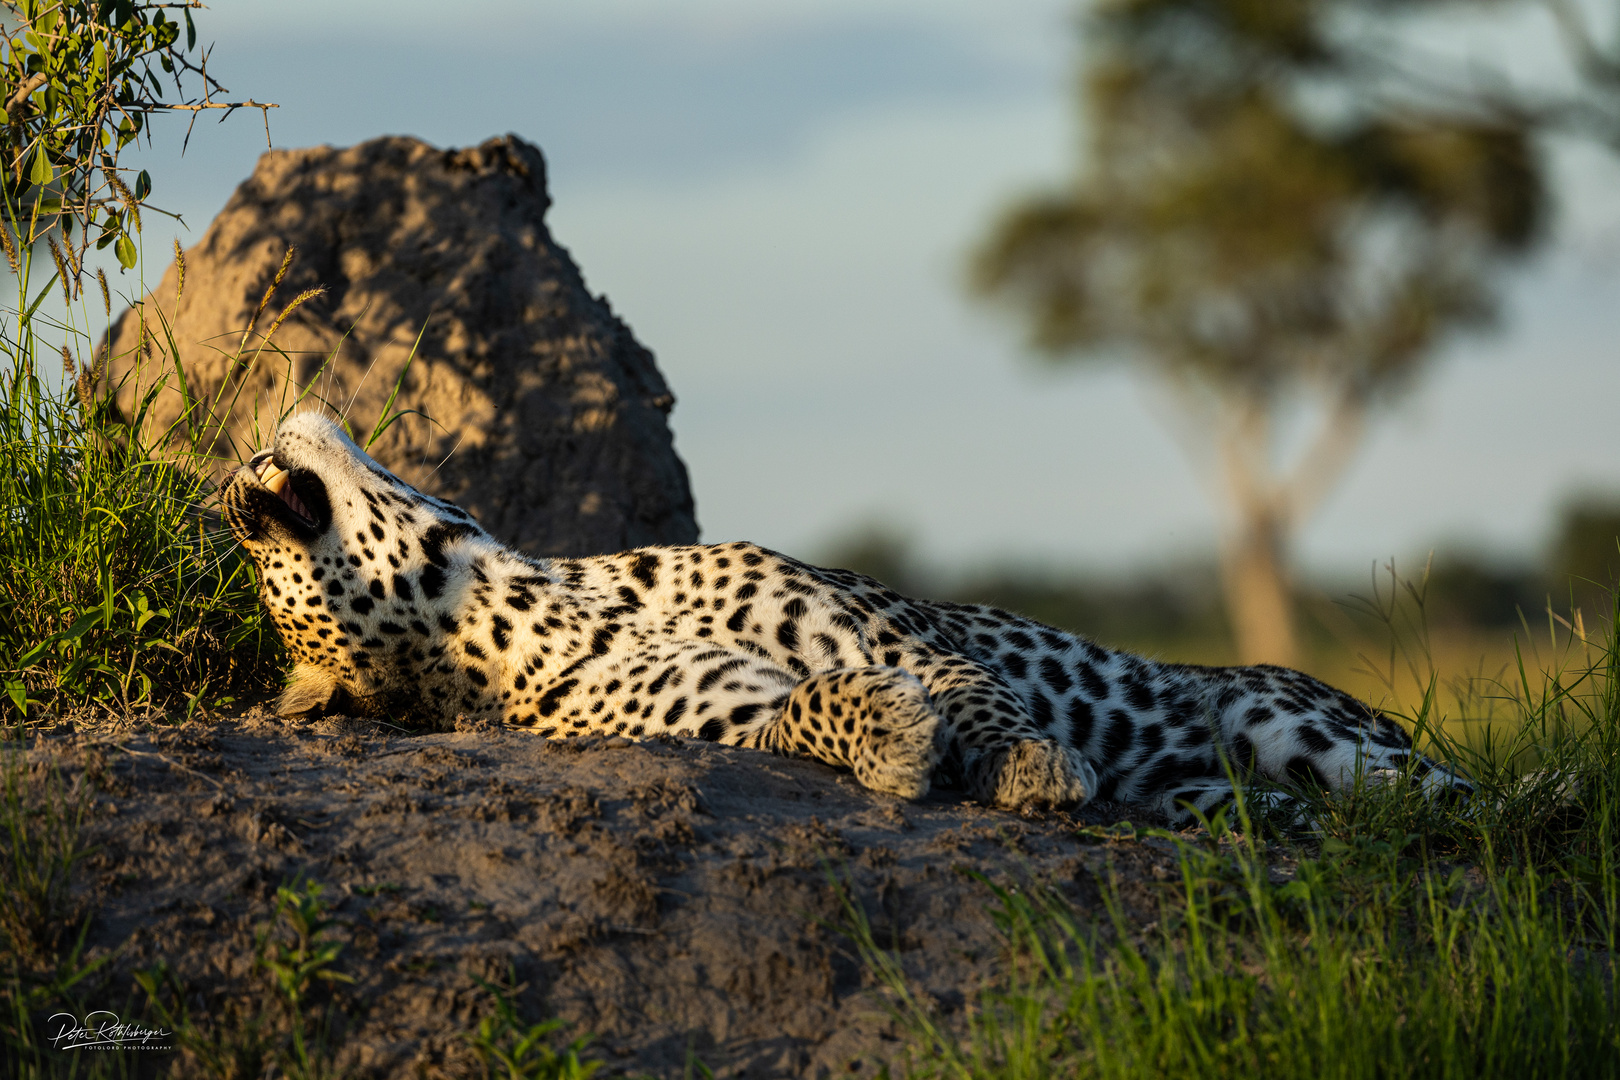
[63, 344, 96, 411]
[0, 223, 17, 275]
[264, 286, 326, 344]
[251, 245, 298, 329]
[106, 171, 142, 234]
[173, 237, 185, 300]
[87, 342, 108, 397]
[273, 244, 296, 289]
[46, 234, 72, 305]
[60, 229, 81, 276]
[97, 266, 110, 316]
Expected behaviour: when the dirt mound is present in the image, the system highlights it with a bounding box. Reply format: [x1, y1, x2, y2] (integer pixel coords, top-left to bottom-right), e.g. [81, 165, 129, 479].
[100, 134, 698, 557]
[33, 716, 1181, 1078]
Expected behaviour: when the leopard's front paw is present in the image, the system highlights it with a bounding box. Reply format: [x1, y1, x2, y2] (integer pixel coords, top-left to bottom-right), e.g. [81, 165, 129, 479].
[968, 740, 1095, 811]
[849, 672, 944, 800]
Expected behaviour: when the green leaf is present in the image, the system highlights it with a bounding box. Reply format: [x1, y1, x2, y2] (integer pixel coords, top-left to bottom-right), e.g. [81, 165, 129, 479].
[114, 232, 136, 268]
[4, 678, 27, 716]
[15, 609, 103, 670]
[1275, 880, 1312, 904]
[185, 7, 196, 50]
[29, 145, 54, 186]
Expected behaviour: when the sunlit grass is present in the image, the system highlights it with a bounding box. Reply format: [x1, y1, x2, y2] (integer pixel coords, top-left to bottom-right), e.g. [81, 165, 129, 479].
[0, 255, 285, 723]
[0, 233, 378, 728]
[848, 829, 1618, 1080]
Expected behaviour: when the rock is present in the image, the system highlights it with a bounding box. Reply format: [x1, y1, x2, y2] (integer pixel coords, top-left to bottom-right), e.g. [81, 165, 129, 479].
[100, 134, 698, 557]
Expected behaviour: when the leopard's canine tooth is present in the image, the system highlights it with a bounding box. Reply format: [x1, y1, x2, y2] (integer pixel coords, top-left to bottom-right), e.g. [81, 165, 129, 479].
[262, 464, 290, 496]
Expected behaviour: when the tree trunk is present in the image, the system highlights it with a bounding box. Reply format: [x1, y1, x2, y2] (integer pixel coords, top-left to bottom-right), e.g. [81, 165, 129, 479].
[1218, 504, 1299, 668]
[1180, 376, 1367, 671]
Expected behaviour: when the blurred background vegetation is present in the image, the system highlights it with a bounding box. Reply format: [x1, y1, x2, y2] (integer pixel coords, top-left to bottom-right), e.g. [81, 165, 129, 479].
[821, 493, 1620, 721]
[824, 495, 1620, 646]
[815, 0, 1620, 719]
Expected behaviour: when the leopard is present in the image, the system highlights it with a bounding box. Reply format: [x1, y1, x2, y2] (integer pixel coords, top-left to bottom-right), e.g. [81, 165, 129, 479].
[220, 412, 1472, 826]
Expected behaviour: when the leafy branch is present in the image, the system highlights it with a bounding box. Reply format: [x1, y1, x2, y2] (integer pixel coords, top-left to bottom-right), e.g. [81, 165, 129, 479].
[0, 0, 277, 273]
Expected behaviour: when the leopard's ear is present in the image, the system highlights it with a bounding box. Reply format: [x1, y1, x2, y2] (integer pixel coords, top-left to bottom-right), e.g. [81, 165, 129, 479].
[277, 663, 340, 717]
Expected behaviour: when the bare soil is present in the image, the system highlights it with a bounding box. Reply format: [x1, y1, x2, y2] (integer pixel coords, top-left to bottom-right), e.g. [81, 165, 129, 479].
[30, 712, 1189, 1079]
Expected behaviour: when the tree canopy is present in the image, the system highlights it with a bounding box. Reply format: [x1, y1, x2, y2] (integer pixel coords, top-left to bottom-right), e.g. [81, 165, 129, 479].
[972, 0, 1548, 664]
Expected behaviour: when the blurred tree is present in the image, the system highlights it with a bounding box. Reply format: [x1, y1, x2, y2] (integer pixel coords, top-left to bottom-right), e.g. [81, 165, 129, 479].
[1549, 497, 1620, 627]
[1516, 0, 1620, 148]
[970, 0, 1547, 666]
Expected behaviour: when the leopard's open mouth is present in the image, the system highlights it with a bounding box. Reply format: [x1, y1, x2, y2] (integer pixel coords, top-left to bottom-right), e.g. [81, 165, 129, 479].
[231, 448, 330, 538]
[250, 452, 314, 524]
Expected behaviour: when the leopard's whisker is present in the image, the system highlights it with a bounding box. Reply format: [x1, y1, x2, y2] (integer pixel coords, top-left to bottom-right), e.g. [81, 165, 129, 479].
[412, 422, 465, 485]
[336, 343, 389, 434]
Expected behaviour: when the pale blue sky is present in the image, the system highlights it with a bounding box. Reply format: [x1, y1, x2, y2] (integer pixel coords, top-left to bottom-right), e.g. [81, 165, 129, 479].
[112, 0, 1620, 576]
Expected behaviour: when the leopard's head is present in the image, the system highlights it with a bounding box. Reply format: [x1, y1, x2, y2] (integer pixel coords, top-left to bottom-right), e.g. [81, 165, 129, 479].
[221, 412, 493, 717]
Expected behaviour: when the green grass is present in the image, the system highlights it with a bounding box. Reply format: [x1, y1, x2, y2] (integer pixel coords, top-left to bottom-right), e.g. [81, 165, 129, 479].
[134, 876, 355, 1080]
[0, 234, 439, 726]
[848, 834, 1617, 1078]
[463, 973, 604, 1080]
[844, 607, 1620, 1079]
[849, 842, 1617, 1079]
[0, 252, 283, 724]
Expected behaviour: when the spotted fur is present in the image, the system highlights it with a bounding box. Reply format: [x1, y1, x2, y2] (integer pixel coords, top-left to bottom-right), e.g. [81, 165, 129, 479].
[221, 413, 1471, 825]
